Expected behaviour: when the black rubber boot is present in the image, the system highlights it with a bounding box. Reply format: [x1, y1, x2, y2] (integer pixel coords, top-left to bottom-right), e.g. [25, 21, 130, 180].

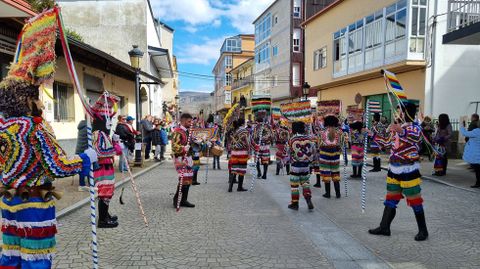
[262, 164, 268, 179]
[228, 174, 235, 192]
[98, 200, 118, 228]
[323, 182, 331, 198]
[333, 181, 341, 198]
[237, 176, 247, 192]
[192, 171, 200, 185]
[213, 159, 216, 170]
[256, 161, 261, 178]
[370, 158, 379, 172]
[376, 158, 382, 171]
[350, 166, 357, 178]
[286, 164, 290, 175]
[107, 213, 118, 222]
[357, 165, 363, 178]
[414, 211, 429, 241]
[288, 202, 299, 210]
[305, 197, 314, 211]
[313, 174, 321, 188]
[180, 185, 195, 208]
[368, 206, 396, 236]
[276, 163, 281, 175]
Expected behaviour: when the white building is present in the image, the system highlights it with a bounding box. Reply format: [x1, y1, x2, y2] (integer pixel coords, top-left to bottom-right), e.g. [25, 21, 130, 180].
[57, 0, 173, 121]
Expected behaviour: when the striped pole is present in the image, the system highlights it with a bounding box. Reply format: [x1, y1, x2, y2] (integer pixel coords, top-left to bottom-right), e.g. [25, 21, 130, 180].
[204, 147, 210, 184]
[342, 136, 348, 197]
[122, 154, 148, 226]
[360, 101, 372, 213]
[86, 116, 99, 269]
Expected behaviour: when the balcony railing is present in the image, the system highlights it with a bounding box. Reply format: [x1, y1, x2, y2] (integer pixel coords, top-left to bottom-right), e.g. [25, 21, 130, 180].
[231, 75, 254, 90]
[447, 0, 480, 33]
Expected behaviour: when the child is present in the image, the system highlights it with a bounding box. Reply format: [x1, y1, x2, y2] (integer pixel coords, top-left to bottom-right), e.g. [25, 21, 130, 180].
[152, 120, 163, 161]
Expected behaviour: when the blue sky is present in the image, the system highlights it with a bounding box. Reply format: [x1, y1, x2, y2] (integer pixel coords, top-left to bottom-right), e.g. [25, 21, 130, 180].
[151, 0, 273, 93]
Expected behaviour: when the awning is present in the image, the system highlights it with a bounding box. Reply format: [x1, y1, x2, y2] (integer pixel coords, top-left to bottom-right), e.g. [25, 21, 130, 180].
[148, 45, 173, 79]
[0, 0, 36, 17]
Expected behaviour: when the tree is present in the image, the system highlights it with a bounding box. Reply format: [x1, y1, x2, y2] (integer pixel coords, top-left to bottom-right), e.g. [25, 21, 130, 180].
[26, 0, 54, 13]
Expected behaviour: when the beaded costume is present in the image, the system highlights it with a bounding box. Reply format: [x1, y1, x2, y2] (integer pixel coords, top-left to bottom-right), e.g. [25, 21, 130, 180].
[228, 127, 251, 176]
[318, 127, 342, 183]
[288, 134, 316, 205]
[350, 130, 365, 167]
[274, 126, 290, 174]
[252, 123, 273, 165]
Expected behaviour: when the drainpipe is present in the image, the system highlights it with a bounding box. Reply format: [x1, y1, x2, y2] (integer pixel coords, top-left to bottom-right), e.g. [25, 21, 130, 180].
[428, 0, 438, 116]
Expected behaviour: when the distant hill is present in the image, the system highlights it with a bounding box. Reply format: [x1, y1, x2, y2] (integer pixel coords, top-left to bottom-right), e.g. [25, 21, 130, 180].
[179, 91, 213, 115]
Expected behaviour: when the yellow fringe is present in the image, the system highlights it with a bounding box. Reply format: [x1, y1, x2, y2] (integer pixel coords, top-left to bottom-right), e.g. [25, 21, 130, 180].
[386, 177, 422, 188]
[0, 200, 55, 213]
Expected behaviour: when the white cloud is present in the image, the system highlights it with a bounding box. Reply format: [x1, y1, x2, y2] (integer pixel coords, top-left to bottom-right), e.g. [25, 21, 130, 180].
[177, 36, 228, 65]
[151, 0, 273, 32]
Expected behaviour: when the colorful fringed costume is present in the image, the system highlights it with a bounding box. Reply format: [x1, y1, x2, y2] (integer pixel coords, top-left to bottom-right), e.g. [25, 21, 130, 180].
[288, 134, 316, 206]
[92, 131, 119, 201]
[374, 123, 424, 210]
[369, 121, 388, 172]
[274, 126, 290, 175]
[318, 127, 342, 183]
[310, 125, 322, 175]
[172, 126, 193, 186]
[350, 130, 365, 167]
[228, 127, 250, 176]
[252, 123, 273, 165]
[0, 117, 91, 269]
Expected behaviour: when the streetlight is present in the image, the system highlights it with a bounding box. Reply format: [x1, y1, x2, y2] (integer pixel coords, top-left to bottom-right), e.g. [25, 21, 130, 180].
[302, 82, 311, 101]
[128, 45, 144, 130]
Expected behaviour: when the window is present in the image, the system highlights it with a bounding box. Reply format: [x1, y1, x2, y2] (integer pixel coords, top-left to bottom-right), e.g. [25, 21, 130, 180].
[225, 73, 232, 86]
[255, 14, 272, 44]
[384, 0, 407, 60]
[255, 42, 270, 64]
[410, 0, 427, 53]
[53, 82, 75, 122]
[293, 28, 301, 52]
[293, 0, 301, 18]
[364, 9, 383, 68]
[292, 63, 301, 86]
[221, 38, 241, 53]
[314, 47, 327, 70]
[224, 55, 233, 68]
[272, 45, 279, 56]
[333, 28, 347, 75]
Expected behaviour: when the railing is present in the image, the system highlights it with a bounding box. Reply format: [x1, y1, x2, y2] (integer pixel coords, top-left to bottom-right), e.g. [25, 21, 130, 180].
[447, 0, 480, 33]
[231, 75, 254, 90]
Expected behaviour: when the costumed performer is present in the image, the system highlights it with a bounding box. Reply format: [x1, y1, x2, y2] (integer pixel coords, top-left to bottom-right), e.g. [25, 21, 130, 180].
[319, 115, 343, 199]
[228, 119, 250, 192]
[252, 117, 273, 180]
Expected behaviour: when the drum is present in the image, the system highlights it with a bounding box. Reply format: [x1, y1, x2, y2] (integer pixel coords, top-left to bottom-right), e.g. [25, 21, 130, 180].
[211, 145, 224, 157]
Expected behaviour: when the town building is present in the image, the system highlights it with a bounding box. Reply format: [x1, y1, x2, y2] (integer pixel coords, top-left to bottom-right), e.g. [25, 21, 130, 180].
[156, 21, 179, 112]
[212, 34, 254, 115]
[57, 0, 174, 120]
[230, 57, 255, 121]
[252, 0, 309, 106]
[304, 0, 480, 120]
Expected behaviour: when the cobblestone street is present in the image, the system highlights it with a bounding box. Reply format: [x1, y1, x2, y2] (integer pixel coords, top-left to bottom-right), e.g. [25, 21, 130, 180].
[54, 159, 480, 269]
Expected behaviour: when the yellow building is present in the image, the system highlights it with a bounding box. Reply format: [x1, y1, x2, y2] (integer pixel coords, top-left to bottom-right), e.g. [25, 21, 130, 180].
[230, 57, 254, 121]
[304, 0, 428, 121]
[212, 34, 255, 115]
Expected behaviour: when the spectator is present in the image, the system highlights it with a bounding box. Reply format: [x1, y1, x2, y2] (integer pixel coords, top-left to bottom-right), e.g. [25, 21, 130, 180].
[141, 115, 154, 160]
[75, 118, 89, 191]
[433, 114, 452, 176]
[115, 115, 135, 172]
[466, 114, 479, 142]
[152, 120, 162, 161]
[460, 120, 480, 188]
[420, 116, 435, 157]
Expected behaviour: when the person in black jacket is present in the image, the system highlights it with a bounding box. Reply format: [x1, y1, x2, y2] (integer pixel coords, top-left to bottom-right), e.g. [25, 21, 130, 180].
[115, 115, 134, 172]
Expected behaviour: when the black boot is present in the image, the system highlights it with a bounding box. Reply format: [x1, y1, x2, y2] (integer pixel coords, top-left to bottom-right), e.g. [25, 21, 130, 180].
[237, 175, 247, 192]
[305, 197, 314, 211]
[228, 174, 235, 192]
[333, 181, 341, 198]
[276, 163, 281, 175]
[414, 211, 429, 241]
[472, 167, 480, 188]
[107, 212, 118, 222]
[323, 182, 331, 198]
[313, 174, 321, 188]
[98, 200, 118, 228]
[368, 206, 396, 236]
[192, 171, 200, 185]
[262, 164, 268, 179]
[286, 164, 290, 175]
[217, 158, 221, 170]
[350, 166, 357, 178]
[357, 165, 363, 178]
[376, 158, 382, 171]
[256, 162, 261, 178]
[213, 159, 216, 170]
[288, 202, 299, 210]
[180, 185, 195, 207]
[370, 158, 379, 172]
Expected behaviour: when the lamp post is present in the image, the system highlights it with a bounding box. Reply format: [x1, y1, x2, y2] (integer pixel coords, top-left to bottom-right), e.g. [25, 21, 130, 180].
[128, 45, 144, 130]
[175, 94, 180, 121]
[302, 82, 311, 101]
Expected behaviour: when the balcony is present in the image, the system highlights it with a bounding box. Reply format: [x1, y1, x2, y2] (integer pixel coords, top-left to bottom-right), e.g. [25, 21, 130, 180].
[443, 0, 480, 44]
[231, 75, 253, 90]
